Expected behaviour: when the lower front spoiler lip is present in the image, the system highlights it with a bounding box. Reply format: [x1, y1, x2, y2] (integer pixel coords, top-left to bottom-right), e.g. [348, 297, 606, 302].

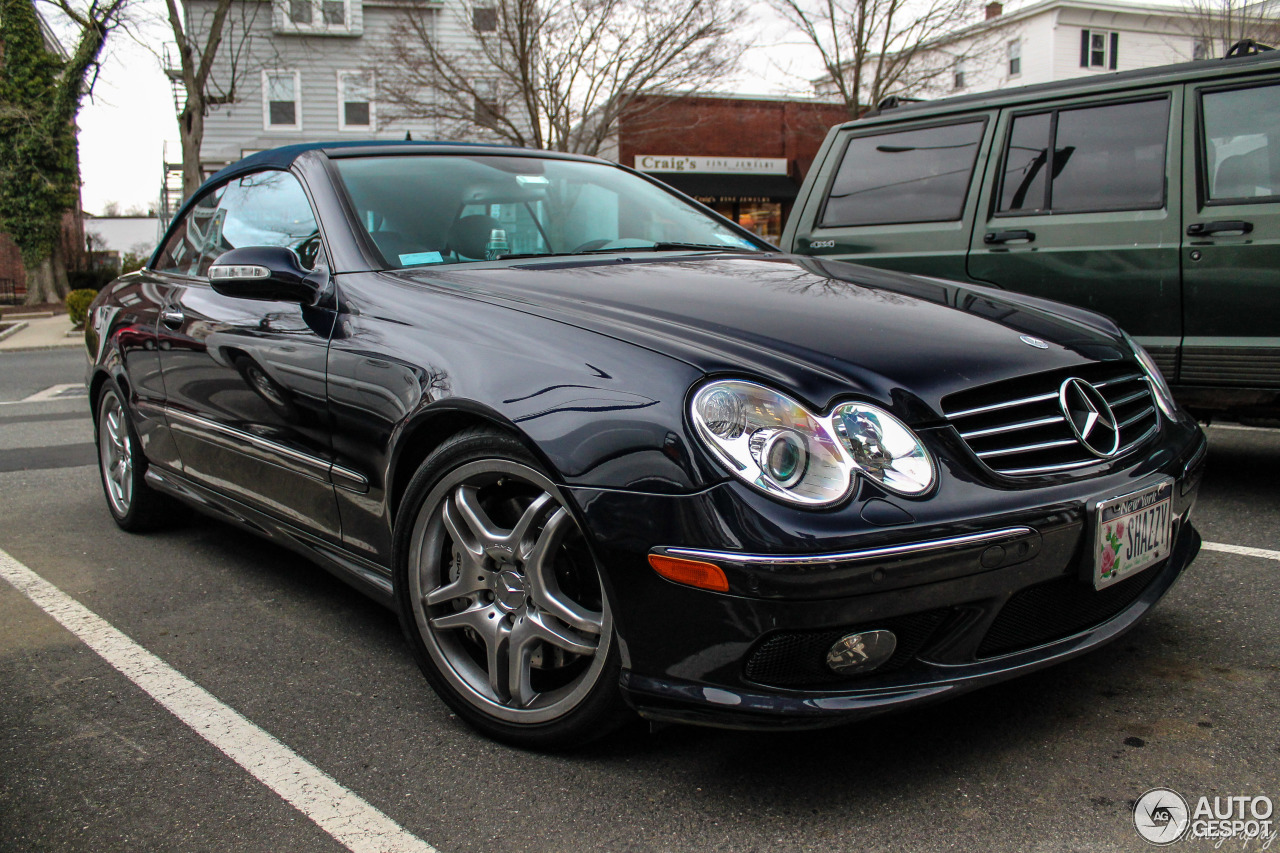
[620, 524, 1201, 731]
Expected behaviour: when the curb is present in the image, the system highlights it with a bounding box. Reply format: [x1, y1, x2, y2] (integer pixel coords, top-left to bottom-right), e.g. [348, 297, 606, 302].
[0, 341, 85, 353]
[0, 321, 29, 344]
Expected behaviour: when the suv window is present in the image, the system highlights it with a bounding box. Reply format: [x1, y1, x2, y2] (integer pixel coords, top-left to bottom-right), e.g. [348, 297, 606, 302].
[154, 171, 320, 276]
[820, 120, 985, 227]
[998, 97, 1169, 215]
[1202, 83, 1280, 203]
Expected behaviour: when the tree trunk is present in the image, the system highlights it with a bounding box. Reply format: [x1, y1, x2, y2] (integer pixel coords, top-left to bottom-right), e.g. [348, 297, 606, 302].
[23, 246, 70, 306]
[179, 100, 207, 198]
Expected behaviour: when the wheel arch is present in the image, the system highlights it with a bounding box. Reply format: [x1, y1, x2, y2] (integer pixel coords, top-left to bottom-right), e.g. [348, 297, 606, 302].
[386, 401, 565, 525]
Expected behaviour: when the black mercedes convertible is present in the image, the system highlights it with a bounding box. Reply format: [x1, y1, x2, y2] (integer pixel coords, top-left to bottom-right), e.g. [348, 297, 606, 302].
[86, 141, 1207, 748]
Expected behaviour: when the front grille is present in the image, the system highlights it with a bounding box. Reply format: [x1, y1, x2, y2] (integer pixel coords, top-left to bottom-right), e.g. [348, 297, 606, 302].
[942, 361, 1158, 477]
[744, 610, 949, 688]
[976, 567, 1161, 658]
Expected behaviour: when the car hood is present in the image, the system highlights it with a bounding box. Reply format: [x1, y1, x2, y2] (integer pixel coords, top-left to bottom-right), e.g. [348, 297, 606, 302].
[396, 253, 1127, 421]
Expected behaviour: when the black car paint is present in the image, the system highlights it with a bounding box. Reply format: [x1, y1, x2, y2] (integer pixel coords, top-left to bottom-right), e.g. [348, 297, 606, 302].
[87, 143, 1207, 729]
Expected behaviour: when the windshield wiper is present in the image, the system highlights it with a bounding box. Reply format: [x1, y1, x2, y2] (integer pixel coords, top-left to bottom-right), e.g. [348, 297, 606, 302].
[496, 242, 766, 261]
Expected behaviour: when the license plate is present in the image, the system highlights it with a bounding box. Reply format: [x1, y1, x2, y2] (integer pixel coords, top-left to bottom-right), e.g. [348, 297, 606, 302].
[1093, 479, 1174, 590]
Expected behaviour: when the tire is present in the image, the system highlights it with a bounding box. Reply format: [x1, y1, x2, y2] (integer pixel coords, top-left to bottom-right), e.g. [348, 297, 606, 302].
[95, 382, 176, 532]
[393, 428, 629, 749]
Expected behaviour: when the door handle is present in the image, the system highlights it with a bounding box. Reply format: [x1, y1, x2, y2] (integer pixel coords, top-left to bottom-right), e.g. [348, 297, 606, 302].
[984, 230, 1036, 245]
[161, 309, 185, 329]
[1186, 220, 1253, 237]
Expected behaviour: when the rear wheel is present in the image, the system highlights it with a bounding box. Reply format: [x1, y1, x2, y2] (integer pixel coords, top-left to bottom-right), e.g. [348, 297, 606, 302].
[394, 429, 628, 748]
[96, 383, 175, 531]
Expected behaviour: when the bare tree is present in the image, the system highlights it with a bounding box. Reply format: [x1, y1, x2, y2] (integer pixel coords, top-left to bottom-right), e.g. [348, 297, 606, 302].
[160, 0, 271, 195]
[378, 0, 742, 156]
[1183, 0, 1280, 56]
[770, 0, 985, 117]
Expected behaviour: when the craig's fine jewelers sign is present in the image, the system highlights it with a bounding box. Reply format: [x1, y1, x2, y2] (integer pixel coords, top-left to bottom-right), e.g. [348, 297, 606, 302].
[636, 155, 788, 175]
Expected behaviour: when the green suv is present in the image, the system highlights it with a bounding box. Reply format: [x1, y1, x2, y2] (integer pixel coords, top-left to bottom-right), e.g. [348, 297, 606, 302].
[782, 49, 1280, 420]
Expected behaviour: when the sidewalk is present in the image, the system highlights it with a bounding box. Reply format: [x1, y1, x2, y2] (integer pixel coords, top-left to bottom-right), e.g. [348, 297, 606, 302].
[0, 314, 84, 352]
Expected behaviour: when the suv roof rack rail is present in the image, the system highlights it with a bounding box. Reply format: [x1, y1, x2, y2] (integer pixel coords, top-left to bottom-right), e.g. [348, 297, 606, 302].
[1225, 39, 1274, 57]
[877, 95, 927, 111]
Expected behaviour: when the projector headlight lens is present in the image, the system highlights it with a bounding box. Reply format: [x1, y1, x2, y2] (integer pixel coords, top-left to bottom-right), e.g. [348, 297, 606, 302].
[690, 380, 934, 506]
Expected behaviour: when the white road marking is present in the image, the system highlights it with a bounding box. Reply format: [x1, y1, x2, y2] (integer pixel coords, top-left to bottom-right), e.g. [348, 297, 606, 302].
[0, 384, 87, 405]
[1206, 423, 1277, 433]
[1202, 541, 1280, 562]
[0, 548, 437, 853]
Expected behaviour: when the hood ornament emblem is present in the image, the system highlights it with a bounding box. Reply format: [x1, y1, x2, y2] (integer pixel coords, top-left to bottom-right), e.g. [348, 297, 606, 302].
[1020, 335, 1049, 349]
[1059, 378, 1120, 457]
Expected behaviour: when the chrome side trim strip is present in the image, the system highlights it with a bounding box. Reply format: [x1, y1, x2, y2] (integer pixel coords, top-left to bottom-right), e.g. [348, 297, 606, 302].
[664, 527, 1036, 567]
[165, 407, 334, 484]
[329, 463, 370, 493]
[947, 392, 1057, 419]
[959, 414, 1065, 439]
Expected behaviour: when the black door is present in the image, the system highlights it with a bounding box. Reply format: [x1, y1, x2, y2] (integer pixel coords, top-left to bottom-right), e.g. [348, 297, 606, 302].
[152, 170, 341, 539]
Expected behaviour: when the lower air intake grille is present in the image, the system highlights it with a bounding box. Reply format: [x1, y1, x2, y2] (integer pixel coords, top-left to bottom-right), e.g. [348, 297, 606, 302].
[744, 610, 949, 688]
[942, 361, 1159, 478]
[976, 568, 1161, 658]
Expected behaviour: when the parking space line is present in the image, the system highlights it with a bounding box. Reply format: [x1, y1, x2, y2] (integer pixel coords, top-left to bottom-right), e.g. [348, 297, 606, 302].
[0, 547, 437, 853]
[1202, 541, 1280, 562]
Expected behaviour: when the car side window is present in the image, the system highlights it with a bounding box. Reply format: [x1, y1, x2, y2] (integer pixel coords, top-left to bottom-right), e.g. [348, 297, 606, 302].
[1201, 83, 1280, 203]
[819, 120, 986, 228]
[997, 97, 1169, 215]
[153, 171, 320, 277]
[153, 185, 228, 276]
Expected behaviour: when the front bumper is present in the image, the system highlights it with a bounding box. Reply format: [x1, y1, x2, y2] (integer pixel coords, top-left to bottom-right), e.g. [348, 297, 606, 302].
[569, 420, 1208, 730]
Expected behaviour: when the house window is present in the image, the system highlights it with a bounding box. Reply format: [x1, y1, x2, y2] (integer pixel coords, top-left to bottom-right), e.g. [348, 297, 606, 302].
[1008, 39, 1021, 76]
[473, 5, 497, 32]
[1193, 40, 1209, 60]
[276, 0, 356, 33]
[338, 71, 374, 131]
[953, 60, 967, 90]
[1081, 29, 1118, 69]
[263, 70, 302, 131]
[473, 82, 501, 127]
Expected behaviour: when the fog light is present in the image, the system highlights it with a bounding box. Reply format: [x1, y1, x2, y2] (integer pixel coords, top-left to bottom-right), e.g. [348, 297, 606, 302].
[826, 629, 897, 674]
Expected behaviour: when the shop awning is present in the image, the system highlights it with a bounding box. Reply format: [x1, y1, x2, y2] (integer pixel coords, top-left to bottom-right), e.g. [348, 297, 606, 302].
[646, 172, 800, 201]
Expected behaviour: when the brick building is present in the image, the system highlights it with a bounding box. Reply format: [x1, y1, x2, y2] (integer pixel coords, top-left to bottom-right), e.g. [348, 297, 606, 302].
[611, 94, 850, 243]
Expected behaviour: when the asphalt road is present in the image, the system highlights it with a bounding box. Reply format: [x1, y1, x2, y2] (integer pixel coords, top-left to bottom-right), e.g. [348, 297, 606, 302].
[1, 349, 1277, 852]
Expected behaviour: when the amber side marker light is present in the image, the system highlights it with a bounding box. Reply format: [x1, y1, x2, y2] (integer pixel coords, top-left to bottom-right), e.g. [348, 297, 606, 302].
[647, 554, 730, 593]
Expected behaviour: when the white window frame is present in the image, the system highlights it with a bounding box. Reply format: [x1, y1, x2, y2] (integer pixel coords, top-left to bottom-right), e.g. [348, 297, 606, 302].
[262, 70, 303, 132]
[337, 70, 376, 132]
[953, 60, 967, 91]
[275, 0, 358, 35]
[1083, 29, 1117, 69]
[1008, 39, 1021, 77]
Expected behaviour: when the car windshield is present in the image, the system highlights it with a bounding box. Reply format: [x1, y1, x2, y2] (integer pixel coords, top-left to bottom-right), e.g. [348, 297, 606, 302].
[331, 154, 768, 269]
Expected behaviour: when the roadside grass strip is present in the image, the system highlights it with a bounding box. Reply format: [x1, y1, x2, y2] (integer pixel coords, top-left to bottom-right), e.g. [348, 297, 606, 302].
[0, 547, 437, 853]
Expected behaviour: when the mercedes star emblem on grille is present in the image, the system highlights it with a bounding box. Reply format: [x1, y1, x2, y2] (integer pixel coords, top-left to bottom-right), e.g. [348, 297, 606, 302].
[1059, 377, 1120, 457]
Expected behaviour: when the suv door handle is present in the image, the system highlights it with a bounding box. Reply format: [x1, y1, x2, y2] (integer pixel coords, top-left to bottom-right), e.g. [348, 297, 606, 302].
[984, 230, 1036, 245]
[161, 309, 185, 329]
[1186, 220, 1253, 237]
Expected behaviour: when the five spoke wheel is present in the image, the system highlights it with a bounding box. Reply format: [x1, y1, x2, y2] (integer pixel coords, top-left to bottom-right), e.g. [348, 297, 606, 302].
[402, 445, 619, 737]
[98, 391, 134, 517]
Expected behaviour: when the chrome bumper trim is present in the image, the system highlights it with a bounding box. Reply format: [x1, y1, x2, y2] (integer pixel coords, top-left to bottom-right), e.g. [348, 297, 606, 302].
[663, 526, 1037, 567]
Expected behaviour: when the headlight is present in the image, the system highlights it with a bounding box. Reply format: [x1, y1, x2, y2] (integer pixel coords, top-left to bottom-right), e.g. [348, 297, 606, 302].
[1123, 332, 1179, 420]
[690, 380, 935, 506]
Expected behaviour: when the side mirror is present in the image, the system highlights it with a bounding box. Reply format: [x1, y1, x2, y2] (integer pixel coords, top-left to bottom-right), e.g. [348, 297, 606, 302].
[208, 246, 319, 302]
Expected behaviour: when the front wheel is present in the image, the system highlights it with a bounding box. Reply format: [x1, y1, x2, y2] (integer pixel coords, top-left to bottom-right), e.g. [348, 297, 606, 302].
[394, 429, 628, 748]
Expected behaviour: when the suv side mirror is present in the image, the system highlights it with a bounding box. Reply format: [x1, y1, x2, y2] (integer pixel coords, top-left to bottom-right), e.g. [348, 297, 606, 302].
[208, 246, 319, 302]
